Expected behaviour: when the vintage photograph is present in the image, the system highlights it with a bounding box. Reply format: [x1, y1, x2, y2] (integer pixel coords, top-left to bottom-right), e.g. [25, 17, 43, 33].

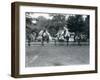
[25, 12, 90, 67]
[11, 2, 97, 78]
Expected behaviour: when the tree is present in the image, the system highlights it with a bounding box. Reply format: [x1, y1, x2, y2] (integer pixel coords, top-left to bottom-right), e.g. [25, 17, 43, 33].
[26, 15, 33, 42]
[84, 15, 89, 38]
[25, 13, 40, 42]
[26, 17, 33, 25]
[48, 14, 66, 37]
[36, 16, 48, 30]
[67, 15, 85, 35]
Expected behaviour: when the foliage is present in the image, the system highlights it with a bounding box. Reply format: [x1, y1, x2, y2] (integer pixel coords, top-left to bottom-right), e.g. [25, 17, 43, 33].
[48, 14, 66, 37]
[26, 13, 90, 41]
[84, 15, 89, 38]
[67, 15, 85, 34]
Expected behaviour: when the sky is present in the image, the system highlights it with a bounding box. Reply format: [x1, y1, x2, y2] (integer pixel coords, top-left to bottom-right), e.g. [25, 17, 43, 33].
[26, 12, 87, 20]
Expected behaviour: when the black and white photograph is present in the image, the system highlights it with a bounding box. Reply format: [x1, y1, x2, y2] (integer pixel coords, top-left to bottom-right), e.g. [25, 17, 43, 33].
[11, 2, 97, 78]
[25, 12, 90, 67]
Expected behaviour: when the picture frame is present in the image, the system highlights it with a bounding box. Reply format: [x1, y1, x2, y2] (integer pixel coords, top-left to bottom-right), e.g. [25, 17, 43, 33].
[11, 2, 98, 78]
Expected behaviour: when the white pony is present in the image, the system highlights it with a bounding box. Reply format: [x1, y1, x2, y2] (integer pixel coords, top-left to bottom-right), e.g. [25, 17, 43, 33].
[56, 27, 70, 41]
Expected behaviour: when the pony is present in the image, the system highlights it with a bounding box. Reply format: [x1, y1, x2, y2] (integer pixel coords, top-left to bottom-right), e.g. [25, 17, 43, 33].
[56, 27, 70, 45]
[40, 29, 50, 46]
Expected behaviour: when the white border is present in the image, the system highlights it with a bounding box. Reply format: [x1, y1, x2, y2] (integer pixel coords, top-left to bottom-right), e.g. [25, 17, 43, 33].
[19, 6, 95, 74]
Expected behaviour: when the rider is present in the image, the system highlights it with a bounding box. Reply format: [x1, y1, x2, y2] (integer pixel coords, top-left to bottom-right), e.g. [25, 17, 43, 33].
[63, 27, 70, 45]
[41, 29, 49, 46]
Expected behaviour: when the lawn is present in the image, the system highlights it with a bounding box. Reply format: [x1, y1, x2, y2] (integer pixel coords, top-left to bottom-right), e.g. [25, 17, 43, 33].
[25, 42, 89, 67]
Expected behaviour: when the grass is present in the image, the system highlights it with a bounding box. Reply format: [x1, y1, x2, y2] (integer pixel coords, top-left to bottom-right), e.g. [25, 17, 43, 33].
[25, 42, 89, 67]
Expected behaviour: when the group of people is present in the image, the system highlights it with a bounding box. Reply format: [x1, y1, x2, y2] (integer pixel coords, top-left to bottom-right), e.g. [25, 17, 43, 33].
[27, 28, 83, 46]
